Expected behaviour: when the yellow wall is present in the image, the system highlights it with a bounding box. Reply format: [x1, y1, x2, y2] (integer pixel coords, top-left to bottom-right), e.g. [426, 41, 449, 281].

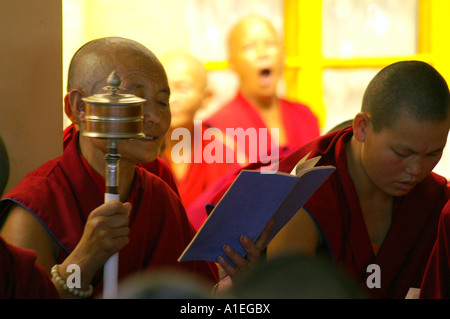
[64, 0, 450, 129]
[63, 0, 195, 127]
[282, 0, 450, 129]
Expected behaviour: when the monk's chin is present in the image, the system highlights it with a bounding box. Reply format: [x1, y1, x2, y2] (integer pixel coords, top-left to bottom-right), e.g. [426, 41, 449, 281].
[389, 182, 416, 197]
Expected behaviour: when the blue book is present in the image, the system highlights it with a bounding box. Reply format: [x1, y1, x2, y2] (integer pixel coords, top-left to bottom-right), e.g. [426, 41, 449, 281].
[178, 154, 335, 265]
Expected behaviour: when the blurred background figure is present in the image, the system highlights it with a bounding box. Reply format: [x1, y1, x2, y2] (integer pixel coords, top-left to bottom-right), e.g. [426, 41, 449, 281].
[227, 252, 366, 299]
[161, 50, 240, 230]
[116, 269, 211, 299]
[204, 15, 320, 165]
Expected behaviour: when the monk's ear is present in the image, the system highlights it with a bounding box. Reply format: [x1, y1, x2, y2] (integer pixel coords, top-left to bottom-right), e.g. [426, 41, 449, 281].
[279, 46, 286, 70]
[64, 89, 86, 123]
[227, 55, 236, 73]
[227, 44, 240, 73]
[353, 112, 371, 142]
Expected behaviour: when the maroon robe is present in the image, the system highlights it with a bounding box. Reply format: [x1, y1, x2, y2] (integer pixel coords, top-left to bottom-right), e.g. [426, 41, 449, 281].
[1, 131, 218, 297]
[139, 158, 179, 197]
[420, 200, 450, 298]
[276, 127, 449, 298]
[204, 91, 320, 164]
[63, 124, 179, 196]
[0, 236, 59, 298]
[206, 127, 449, 298]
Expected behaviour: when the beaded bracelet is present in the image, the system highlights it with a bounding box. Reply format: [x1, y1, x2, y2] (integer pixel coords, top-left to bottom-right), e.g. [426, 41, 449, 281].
[51, 264, 93, 298]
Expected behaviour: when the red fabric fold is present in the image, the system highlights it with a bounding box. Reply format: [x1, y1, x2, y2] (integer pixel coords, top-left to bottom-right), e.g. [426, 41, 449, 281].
[1, 130, 218, 297]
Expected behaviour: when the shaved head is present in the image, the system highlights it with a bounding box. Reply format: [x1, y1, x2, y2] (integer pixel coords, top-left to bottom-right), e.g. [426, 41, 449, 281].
[160, 50, 211, 129]
[67, 37, 163, 94]
[227, 15, 279, 55]
[160, 50, 208, 89]
[225, 15, 284, 101]
[362, 60, 450, 131]
[65, 37, 171, 164]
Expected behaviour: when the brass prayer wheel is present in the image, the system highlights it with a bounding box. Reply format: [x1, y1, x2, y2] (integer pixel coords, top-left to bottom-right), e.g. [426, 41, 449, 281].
[82, 71, 146, 139]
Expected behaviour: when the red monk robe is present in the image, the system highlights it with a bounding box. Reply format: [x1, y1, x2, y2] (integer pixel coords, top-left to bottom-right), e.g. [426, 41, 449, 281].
[205, 127, 449, 298]
[163, 124, 241, 230]
[0, 236, 59, 298]
[277, 127, 449, 298]
[63, 124, 179, 196]
[1, 131, 218, 297]
[420, 200, 450, 298]
[204, 91, 320, 163]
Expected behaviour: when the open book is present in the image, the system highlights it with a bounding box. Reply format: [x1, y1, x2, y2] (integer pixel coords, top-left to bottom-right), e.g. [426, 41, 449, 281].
[178, 153, 335, 265]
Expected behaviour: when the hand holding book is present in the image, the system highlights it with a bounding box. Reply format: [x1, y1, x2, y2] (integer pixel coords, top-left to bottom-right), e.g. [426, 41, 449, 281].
[178, 154, 335, 266]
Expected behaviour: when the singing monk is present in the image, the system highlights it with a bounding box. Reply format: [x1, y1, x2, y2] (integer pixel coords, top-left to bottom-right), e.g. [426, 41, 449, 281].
[267, 60, 450, 298]
[204, 15, 320, 165]
[0, 37, 269, 298]
[160, 50, 240, 229]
